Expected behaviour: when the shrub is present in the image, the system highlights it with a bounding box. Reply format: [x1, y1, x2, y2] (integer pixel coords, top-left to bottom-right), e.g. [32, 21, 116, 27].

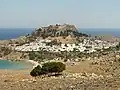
[30, 62, 66, 77]
[30, 65, 42, 77]
[42, 62, 66, 74]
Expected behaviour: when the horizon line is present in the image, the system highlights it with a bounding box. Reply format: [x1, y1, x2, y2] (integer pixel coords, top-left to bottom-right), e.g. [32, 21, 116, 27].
[0, 27, 120, 29]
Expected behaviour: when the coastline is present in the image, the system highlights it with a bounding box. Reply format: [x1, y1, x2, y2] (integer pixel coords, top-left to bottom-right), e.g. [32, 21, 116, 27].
[26, 60, 41, 68]
[0, 58, 39, 70]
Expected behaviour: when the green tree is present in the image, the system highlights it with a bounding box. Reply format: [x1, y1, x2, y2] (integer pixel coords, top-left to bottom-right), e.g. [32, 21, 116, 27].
[30, 62, 66, 77]
[30, 65, 42, 77]
[42, 62, 66, 74]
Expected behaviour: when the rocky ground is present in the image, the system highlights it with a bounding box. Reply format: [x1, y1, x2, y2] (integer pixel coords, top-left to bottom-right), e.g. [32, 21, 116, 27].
[0, 71, 120, 90]
[0, 58, 120, 90]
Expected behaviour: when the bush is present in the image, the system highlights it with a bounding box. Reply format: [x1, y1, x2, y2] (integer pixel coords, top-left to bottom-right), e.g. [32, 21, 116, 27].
[30, 62, 66, 77]
[42, 62, 66, 74]
[30, 65, 42, 77]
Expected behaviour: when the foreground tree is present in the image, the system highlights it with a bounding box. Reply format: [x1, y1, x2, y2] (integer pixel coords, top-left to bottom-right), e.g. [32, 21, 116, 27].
[42, 62, 66, 74]
[30, 65, 42, 77]
[30, 62, 66, 77]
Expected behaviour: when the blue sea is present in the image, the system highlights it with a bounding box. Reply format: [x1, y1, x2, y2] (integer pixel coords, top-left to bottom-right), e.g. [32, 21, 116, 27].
[0, 28, 120, 40]
[80, 28, 120, 37]
[0, 28, 34, 40]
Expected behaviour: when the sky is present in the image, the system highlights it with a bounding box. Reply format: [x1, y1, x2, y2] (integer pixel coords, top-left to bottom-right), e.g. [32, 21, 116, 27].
[0, 0, 120, 28]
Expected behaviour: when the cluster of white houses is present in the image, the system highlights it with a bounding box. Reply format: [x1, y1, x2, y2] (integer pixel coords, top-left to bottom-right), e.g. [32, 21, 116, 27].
[15, 39, 119, 53]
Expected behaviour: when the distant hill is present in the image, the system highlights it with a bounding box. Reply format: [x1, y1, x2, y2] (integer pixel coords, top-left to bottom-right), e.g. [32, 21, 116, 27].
[31, 24, 88, 38]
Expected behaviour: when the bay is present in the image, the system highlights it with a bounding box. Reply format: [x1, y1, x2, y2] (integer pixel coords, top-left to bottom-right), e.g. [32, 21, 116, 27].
[0, 60, 33, 69]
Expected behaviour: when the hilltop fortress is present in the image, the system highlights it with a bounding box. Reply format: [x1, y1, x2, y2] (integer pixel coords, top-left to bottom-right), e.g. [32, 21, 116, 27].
[31, 24, 88, 38]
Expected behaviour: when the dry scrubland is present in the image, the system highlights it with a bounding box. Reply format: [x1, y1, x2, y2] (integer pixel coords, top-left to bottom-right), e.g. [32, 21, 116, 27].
[0, 59, 120, 90]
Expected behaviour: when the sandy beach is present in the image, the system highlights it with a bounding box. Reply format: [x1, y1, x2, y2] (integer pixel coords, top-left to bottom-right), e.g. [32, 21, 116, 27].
[26, 60, 41, 68]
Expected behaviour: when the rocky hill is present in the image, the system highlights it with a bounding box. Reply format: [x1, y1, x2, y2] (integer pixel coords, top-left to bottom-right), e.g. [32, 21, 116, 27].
[0, 24, 88, 45]
[31, 24, 88, 38]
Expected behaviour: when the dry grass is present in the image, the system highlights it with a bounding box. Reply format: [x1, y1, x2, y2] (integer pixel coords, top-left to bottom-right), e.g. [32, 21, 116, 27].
[65, 61, 108, 75]
[0, 69, 32, 81]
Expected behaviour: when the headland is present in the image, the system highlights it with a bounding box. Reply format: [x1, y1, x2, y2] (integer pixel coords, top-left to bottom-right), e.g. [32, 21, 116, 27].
[0, 24, 120, 90]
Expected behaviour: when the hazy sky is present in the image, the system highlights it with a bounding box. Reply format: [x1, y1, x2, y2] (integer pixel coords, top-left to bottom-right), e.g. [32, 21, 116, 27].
[0, 0, 120, 28]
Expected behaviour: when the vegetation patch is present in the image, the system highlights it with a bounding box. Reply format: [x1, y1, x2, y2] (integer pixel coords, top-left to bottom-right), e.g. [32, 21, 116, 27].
[30, 62, 66, 77]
